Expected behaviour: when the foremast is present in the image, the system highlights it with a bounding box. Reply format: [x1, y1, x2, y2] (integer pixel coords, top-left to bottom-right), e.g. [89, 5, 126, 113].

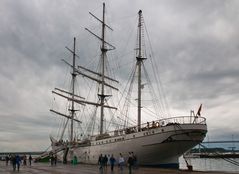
[51, 37, 83, 144]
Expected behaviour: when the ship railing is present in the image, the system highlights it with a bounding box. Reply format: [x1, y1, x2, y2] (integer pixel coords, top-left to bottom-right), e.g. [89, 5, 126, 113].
[104, 116, 206, 137]
[153, 115, 207, 127]
[139, 116, 206, 132]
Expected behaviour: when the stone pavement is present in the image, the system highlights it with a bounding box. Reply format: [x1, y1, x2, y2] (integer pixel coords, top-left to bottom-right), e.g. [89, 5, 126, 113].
[0, 161, 238, 174]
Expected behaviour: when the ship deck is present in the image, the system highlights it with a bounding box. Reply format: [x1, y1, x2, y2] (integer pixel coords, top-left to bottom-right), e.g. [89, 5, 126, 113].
[0, 161, 238, 174]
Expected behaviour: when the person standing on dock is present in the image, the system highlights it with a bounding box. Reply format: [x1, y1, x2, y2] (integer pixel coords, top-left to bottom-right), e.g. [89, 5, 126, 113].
[50, 154, 54, 166]
[54, 155, 57, 165]
[5, 155, 9, 166]
[118, 153, 125, 172]
[23, 155, 27, 165]
[11, 154, 16, 171]
[16, 154, 21, 172]
[131, 152, 138, 169]
[98, 154, 103, 170]
[109, 154, 116, 172]
[127, 152, 134, 174]
[29, 155, 32, 166]
[103, 155, 108, 169]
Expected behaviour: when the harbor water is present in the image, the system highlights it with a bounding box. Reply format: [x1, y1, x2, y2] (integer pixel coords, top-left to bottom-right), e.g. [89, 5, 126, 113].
[179, 156, 239, 172]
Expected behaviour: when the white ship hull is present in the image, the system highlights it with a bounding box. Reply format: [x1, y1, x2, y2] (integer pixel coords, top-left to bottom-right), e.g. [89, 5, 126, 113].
[52, 118, 207, 168]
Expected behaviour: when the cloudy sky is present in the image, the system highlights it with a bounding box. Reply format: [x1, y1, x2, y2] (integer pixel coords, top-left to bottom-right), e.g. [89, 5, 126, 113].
[0, 0, 239, 152]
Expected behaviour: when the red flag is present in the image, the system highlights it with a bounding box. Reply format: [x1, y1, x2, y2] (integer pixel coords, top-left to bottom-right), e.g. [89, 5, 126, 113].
[196, 104, 202, 116]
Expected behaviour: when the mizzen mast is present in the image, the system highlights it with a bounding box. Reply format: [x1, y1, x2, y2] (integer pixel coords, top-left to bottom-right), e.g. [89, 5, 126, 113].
[136, 10, 146, 131]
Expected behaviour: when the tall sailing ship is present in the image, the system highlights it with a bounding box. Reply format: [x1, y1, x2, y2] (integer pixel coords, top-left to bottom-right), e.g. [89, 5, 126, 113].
[47, 4, 207, 168]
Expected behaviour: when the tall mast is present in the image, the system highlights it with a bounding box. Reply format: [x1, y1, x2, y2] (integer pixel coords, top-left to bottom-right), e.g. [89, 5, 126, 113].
[100, 3, 106, 135]
[137, 10, 143, 131]
[85, 3, 117, 135]
[70, 37, 76, 142]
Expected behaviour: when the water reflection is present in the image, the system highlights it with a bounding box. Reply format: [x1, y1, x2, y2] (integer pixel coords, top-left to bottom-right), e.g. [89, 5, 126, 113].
[179, 156, 239, 172]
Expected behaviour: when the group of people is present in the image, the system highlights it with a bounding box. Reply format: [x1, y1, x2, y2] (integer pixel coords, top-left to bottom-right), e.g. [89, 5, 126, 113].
[98, 154, 109, 170]
[5, 154, 33, 171]
[98, 152, 137, 173]
[22, 154, 32, 166]
[50, 154, 57, 166]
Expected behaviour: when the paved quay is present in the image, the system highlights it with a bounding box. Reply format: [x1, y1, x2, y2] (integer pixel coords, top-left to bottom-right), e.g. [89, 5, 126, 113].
[0, 162, 238, 174]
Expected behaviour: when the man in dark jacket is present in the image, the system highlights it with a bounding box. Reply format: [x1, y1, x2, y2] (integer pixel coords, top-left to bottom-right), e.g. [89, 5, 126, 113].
[127, 152, 134, 174]
[16, 155, 21, 171]
[11, 155, 16, 171]
[109, 154, 116, 171]
[98, 154, 103, 169]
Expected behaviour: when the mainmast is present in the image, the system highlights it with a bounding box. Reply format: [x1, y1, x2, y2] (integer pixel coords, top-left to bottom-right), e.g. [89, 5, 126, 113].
[85, 3, 117, 135]
[100, 3, 106, 135]
[70, 37, 77, 142]
[136, 10, 146, 131]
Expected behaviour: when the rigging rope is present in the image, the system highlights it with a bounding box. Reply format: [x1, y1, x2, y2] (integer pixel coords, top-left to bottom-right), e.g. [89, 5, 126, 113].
[144, 21, 171, 117]
[142, 63, 165, 118]
[106, 62, 138, 130]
